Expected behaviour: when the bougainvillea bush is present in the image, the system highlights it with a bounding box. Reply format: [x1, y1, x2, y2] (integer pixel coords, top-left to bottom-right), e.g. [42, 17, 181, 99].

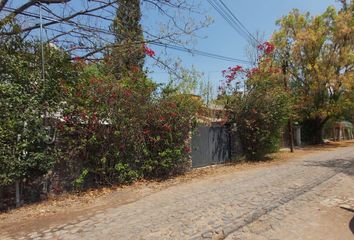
[220, 42, 291, 160]
[57, 60, 199, 188]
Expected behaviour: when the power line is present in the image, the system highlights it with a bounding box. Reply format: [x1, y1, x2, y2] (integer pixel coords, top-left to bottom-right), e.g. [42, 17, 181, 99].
[207, 0, 259, 45]
[207, 0, 250, 42]
[153, 42, 251, 64]
[217, 0, 259, 44]
[2, 6, 252, 64]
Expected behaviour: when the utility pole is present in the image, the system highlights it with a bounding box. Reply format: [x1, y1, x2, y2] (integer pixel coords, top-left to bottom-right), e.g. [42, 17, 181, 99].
[282, 52, 294, 153]
[39, 3, 45, 83]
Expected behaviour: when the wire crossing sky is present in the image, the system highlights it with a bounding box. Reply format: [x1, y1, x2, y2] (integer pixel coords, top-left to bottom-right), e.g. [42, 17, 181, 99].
[1, 0, 341, 89]
[148, 0, 341, 87]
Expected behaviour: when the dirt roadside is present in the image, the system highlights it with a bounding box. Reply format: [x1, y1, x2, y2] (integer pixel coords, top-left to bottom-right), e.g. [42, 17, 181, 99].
[1, 140, 353, 236]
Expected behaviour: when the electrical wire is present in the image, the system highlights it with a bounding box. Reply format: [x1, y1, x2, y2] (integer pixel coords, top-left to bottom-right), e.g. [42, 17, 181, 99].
[2, 6, 252, 64]
[207, 0, 259, 45]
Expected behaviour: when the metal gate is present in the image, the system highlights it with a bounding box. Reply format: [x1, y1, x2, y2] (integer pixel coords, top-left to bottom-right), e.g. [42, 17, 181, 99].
[191, 125, 230, 168]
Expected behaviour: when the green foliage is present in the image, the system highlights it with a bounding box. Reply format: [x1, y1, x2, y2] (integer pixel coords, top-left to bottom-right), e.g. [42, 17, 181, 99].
[167, 61, 214, 104]
[272, 3, 354, 143]
[222, 43, 291, 160]
[114, 163, 139, 184]
[73, 168, 89, 189]
[229, 82, 290, 160]
[0, 35, 72, 186]
[111, 0, 145, 80]
[0, 5, 201, 192]
[235, 90, 288, 160]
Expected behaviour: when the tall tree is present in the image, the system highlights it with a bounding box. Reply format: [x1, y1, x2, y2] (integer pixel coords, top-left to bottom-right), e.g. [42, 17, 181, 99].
[272, 2, 354, 143]
[111, 0, 145, 80]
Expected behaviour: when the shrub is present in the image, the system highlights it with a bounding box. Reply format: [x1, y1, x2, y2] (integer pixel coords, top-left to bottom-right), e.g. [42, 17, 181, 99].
[231, 88, 290, 160]
[221, 42, 291, 160]
[57, 64, 198, 188]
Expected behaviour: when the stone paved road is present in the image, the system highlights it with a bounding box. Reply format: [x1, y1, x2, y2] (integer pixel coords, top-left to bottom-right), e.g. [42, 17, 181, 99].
[3, 146, 354, 240]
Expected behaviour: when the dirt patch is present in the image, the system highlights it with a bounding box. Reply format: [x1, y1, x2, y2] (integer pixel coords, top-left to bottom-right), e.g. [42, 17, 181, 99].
[1, 140, 353, 235]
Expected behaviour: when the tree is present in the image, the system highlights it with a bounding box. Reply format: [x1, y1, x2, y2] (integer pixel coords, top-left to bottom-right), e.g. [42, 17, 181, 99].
[0, 35, 54, 187]
[272, 3, 354, 143]
[220, 42, 291, 160]
[0, 1, 209, 62]
[166, 60, 214, 104]
[111, 0, 145, 80]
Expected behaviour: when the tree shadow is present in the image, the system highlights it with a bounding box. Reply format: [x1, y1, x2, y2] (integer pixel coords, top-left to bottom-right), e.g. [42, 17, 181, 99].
[350, 216, 354, 235]
[303, 157, 354, 177]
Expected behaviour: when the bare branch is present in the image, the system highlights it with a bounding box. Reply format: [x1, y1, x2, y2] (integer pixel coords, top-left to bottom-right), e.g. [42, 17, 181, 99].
[0, 0, 9, 12]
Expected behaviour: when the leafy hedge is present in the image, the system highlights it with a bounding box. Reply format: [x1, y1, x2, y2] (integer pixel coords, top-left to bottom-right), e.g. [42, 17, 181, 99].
[0, 35, 67, 186]
[55, 62, 199, 188]
[0, 37, 199, 189]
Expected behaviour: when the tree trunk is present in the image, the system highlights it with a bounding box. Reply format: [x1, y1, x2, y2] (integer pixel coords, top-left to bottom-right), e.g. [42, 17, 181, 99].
[313, 124, 324, 144]
[302, 117, 328, 144]
[15, 180, 21, 207]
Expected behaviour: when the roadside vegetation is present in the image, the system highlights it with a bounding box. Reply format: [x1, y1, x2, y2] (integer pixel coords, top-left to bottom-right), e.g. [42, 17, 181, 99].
[219, 1, 353, 158]
[0, 0, 353, 208]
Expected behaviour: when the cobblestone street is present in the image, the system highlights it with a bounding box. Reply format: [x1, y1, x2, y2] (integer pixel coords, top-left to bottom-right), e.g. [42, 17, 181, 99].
[2, 146, 354, 240]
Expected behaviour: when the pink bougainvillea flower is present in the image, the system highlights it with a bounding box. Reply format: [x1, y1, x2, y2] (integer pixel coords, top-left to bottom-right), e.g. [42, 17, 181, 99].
[73, 56, 83, 62]
[124, 89, 132, 97]
[257, 41, 275, 55]
[63, 116, 69, 123]
[143, 129, 151, 135]
[163, 124, 172, 132]
[183, 145, 191, 153]
[144, 45, 156, 57]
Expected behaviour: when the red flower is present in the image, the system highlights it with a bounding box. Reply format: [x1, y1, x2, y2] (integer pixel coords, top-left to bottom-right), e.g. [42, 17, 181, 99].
[73, 56, 83, 62]
[246, 67, 260, 78]
[184, 145, 191, 153]
[257, 41, 275, 55]
[222, 65, 243, 83]
[143, 129, 151, 135]
[63, 116, 69, 123]
[97, 87, 104, 94]
[80, 111, 87, 120]
[90, 77, 98, 85]
[163, 124, 172, 132]
[124, 89, 132, 97]
[131, 66, 140, 73]
[111, 92, 117, 98]
[92, 113, 97, 122]
[144, 45, 156, 57]
[57, 122, 64, 131]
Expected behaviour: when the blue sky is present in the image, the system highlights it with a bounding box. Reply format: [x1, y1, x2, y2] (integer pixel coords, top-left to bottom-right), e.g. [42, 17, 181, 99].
[145, 0, 341, 89]
[9, 0, 340, 92]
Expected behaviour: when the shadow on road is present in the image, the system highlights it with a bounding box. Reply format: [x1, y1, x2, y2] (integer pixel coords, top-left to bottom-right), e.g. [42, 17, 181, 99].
[303, 157, 354, 177]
